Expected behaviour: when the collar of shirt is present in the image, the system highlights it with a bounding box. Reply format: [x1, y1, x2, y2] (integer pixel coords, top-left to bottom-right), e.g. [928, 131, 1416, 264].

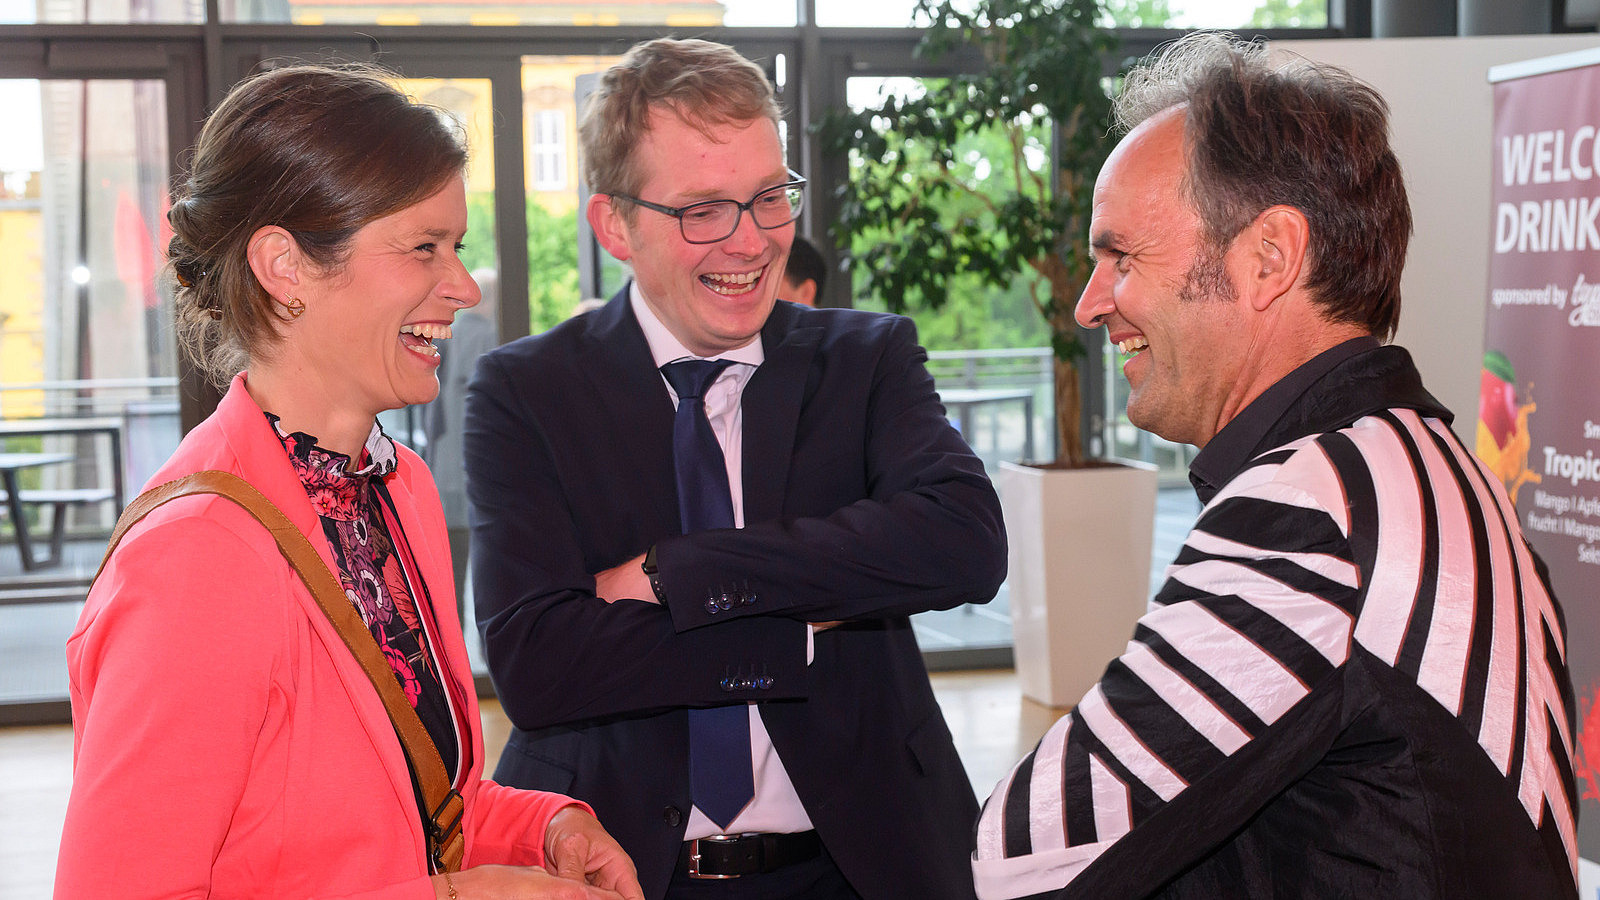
[629, 280, 765, 372]
[1187, 336, 1450, 503]
[264, 411, 397, 478]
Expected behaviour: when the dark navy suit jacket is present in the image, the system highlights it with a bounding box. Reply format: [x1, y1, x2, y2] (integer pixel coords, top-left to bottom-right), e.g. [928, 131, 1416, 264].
[463, 290, 1006, 900]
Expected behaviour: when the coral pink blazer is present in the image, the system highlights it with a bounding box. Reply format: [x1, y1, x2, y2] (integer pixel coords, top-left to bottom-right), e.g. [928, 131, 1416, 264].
[57, 375, 585, 899]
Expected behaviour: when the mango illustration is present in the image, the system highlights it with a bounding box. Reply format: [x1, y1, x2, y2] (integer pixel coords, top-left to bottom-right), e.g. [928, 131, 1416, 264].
[1479, 350, 1518, 451]
[1475, 350, 1539, 503]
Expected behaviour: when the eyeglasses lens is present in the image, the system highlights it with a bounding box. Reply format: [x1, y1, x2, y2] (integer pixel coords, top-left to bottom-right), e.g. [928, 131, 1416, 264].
[680, 184, 806, 243]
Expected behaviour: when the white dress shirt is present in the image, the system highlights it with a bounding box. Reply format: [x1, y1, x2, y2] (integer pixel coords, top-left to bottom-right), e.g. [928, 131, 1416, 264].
[630, 285, 815, 839]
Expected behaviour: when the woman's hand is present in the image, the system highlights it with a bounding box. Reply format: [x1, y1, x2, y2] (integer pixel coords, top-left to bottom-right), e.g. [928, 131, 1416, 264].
[432, 864, 626, 899]
[543, 806, 646, 900]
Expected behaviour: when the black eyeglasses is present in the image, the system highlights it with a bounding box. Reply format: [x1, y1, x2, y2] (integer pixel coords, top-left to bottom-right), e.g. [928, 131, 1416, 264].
[612, 169, 807, 244]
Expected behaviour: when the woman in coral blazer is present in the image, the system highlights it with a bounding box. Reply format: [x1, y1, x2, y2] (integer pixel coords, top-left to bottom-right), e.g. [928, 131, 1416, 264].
[54, 64, 641, 900]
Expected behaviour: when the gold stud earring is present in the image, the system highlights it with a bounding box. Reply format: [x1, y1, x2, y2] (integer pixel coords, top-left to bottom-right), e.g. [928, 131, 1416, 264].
[285, 297, 306, 319]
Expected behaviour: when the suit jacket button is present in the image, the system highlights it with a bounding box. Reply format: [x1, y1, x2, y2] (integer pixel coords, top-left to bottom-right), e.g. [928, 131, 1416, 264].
[756, 675, 773, 690]
[720, 677, 737, 692]
[717, 591, 734, 611]
[705, 598, 721, 615]
[663, 806, 682, 827]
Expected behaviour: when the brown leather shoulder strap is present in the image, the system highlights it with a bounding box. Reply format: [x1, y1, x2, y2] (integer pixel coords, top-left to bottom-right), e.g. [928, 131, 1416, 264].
[96, 470, 464, 872]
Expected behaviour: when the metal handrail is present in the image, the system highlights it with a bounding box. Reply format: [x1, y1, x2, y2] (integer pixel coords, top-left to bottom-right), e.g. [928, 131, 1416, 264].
[0, 376, 179, 393]
[0, 377, 179, 419]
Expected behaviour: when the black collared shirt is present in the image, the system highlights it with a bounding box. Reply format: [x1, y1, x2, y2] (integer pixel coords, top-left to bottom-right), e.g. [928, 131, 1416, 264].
[1188, 336, 1453, 504]
[974, 336, 1578, 900]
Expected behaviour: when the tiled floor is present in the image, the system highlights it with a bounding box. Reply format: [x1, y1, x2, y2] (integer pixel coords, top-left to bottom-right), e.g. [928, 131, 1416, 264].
[0, 668, 1062, 899]
[0, 721, 72, 899]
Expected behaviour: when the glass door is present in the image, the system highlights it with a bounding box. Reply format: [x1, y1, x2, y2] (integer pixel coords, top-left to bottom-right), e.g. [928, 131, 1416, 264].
[0, 77, 179, 715]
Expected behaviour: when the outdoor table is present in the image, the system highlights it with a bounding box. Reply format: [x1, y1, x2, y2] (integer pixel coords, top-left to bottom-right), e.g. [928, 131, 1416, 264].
[0, 451, 103, 571]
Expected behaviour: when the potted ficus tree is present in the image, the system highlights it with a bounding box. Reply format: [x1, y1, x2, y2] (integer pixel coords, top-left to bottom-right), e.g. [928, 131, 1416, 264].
[819, 0, 1158, 706]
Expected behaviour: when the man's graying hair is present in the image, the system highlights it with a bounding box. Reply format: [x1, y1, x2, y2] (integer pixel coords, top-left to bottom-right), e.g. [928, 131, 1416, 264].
[1115, 32, 1411, 340]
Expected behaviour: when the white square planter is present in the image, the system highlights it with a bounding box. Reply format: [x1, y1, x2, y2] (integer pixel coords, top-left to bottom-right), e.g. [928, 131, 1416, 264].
[1000, 459, 1159, 708]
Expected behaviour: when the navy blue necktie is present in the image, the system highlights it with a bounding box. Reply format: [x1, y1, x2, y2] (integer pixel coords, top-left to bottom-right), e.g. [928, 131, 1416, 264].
[661, 358, 754, 831]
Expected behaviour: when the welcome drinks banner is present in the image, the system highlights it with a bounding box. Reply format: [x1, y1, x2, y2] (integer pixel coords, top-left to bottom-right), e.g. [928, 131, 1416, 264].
[1487, 48, 1600, 878]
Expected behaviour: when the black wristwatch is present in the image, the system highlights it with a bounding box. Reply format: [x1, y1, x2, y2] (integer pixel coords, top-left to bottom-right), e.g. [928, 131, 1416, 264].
[641, 545, 666, 602]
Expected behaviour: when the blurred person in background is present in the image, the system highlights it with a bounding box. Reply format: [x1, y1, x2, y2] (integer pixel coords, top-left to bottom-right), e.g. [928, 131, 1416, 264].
[424, 266, 499, 617]
[779, 234, 826, 307]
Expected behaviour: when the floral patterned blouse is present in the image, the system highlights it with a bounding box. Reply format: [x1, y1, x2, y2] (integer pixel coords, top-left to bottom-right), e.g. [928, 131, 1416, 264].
[268, 413, 460, 779]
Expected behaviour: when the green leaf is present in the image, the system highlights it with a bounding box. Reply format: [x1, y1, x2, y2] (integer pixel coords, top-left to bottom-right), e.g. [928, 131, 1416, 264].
[1483, 350, 1516, 385]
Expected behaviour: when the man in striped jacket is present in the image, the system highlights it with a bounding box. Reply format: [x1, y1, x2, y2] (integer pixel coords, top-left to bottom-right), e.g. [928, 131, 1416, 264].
[972, 32, 1578, 900]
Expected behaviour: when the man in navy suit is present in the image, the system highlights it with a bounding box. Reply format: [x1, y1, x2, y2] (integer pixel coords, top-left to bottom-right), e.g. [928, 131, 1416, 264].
[465, 37, 1006, 900]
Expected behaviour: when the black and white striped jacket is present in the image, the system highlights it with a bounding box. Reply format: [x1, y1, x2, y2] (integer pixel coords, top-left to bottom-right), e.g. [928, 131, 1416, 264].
[973, 342, 1577, 900]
